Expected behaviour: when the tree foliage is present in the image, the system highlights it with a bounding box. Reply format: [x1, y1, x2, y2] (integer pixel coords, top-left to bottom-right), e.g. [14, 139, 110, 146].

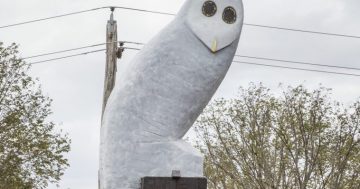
[0, 42, 71, 189]
[195, 84, 360, 189]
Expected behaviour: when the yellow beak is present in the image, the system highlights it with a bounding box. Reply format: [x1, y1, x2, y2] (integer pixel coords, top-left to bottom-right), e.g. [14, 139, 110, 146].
[211, 39, 217, 53]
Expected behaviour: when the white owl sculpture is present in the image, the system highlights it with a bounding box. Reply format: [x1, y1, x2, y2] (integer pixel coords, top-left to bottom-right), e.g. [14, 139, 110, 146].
[100, 0, 244, 188]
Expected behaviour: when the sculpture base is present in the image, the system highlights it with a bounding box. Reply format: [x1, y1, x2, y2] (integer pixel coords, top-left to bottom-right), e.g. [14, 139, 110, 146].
[141, 177, 207, 189]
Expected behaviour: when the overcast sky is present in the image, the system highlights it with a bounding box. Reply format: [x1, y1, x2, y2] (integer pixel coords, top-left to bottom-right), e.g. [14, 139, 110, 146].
[1, 0, 360, 188]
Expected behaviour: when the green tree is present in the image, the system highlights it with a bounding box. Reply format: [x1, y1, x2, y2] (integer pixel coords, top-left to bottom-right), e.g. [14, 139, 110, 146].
[0, 42, 71, 189]
[195, 84, 360, 189]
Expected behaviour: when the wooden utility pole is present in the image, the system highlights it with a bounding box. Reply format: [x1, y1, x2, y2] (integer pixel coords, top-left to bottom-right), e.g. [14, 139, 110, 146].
[102, 7, 118, 119]
[100, 7, 123, 189]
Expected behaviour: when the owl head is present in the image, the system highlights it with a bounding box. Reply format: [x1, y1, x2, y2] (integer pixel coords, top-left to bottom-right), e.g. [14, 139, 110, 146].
[179, 0, 244, 53]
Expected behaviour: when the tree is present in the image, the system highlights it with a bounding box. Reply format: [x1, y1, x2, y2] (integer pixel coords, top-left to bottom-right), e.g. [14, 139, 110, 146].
[194, 83, 360, 189]
[0, 42, 71, 189]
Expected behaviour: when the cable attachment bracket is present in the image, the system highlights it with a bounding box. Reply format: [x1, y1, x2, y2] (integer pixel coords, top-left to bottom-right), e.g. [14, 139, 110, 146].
[117, 42, 125, 59]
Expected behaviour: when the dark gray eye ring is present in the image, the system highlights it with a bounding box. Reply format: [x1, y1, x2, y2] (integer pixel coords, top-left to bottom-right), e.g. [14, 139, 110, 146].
[202, 1, 217, 17]
[223, 6, 237, 24]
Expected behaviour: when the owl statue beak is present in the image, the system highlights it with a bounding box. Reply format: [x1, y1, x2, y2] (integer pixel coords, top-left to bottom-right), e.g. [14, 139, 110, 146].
[211, 39, 218, 53]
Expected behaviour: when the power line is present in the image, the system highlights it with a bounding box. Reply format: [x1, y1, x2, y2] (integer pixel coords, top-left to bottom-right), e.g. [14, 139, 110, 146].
[114, 6, 360, 39]
[27, 47, 140, 65]
[0, 7, 106, 29]
[106, 45, 360, 77]
[233, 60, 360, 77]
[0, 6, 174, 30]
[112, 6, 175, 16]
[22, 40, 360, 73]
[121, 41, 360, 71]
[243, 23, 360, 39]
[23, 43, 105, 60]
[1, 6, 359, 40]
[121, 41, 145, 45]
[236, 55, 360, 71]
[120, 41, 360, 71]
[125, 46, 360, 76]
[26, 45, 360, 77]
[28, 49, 106, 65]
[123, 47, 141, 51]
[22, 41, 141, 60]
[112, 6, 360, 39]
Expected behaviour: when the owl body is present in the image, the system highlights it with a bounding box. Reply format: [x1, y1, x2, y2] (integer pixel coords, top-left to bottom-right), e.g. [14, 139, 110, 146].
[100, 0, 243, 188]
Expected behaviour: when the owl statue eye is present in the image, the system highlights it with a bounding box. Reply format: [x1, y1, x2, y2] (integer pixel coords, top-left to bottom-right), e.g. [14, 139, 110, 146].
[202, 1, 217, 17]
[223, 7, 237, 24]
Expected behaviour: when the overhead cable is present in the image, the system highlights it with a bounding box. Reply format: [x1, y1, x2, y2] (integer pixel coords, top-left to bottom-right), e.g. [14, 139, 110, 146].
[28, 49, 106, 65]
[243, 23, 360, 39]
[26, 46, 360, 77]
[23, 41, 360, 73]
[22, 41, 142, 60]
[111, 6, 175, 16]
[233, 60, 360, 77]
[112, 6, 360, 39]
[23, 43, 106, 60]
[27, 47, 139, 65]
[121, 41, 360, 71]
[0, 7, 106, 29]
[236, 55, 360, 71]
[1, 6, 359, 39]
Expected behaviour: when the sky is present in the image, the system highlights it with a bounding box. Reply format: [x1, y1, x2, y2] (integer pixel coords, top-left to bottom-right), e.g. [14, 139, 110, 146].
[1, 0, 360, 188]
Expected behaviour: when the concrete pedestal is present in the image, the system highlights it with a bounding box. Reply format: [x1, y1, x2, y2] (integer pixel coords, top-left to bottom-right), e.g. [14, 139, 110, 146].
[141, 177, 207, 189]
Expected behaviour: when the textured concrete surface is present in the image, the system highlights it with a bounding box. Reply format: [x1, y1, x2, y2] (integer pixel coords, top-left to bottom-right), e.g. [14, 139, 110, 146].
[100, 0, 244, 188]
